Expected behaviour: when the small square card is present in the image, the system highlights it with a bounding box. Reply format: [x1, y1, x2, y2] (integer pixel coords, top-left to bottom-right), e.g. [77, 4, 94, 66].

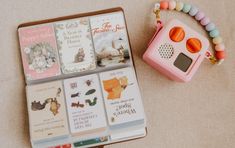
[99, 67, 144, 126]
[63, 74, 107, 135]
[55, 18, 96, 74]
[90, 11, 131, 67]
[18, 24, 61, 81]
[26, 81, 69, 142]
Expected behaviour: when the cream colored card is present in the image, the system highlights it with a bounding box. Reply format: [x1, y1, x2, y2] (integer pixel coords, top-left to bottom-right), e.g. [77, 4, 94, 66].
[63, 74, 107, 135]
[90, 11, 131, 68]
[26, 81, 69, 142]
[55, 18, 96, 74]
[99, 67, 145, 126]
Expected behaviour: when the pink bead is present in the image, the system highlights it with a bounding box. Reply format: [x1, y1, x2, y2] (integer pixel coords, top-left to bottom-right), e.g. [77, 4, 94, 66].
[160, 1, 169, 9]
[200, 17, 210, 26]
[215, 43, 225, 51]
[195, 11, 205, 21]
[168, 0, 176, 10]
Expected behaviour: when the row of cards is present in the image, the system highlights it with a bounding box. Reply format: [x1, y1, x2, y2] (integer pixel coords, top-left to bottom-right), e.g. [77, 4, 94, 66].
[27, 67, 144, 143]
[18, 12, 131, 81]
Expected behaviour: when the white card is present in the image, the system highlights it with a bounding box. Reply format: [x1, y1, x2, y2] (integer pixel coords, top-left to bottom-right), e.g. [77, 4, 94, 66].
[26, 81, 69, 142]
[90, 11, 131, 68]
[64, 74, 107, 134]
[99, 67, 144, 126]
[55, 18, 96, 74]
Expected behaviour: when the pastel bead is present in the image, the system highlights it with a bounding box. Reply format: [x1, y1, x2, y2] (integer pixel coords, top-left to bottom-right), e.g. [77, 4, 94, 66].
[160, 1, 169, 9]
[209, 29, 220, 38]
[215, 43, 225, 51]
[182, 4, 191, 13]
[213, 36, 223, 44]
[205, 22, 216, 31]
[176, 1, 184, 11]
[168, 0, 176, 10]
[216, 51, 225, 59]
[189, 6, 198, 16]
[200, 17, 210, 26]
[195, 11, 205, 21]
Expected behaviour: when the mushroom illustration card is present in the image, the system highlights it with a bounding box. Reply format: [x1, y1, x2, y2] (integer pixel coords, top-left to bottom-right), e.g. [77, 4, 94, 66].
[18, 24, 61, 81]
[90, 11, 131, 68]
[26, 81, 69, 142]
[54, 18, 96, 74]
[63, 74, 107, 135]
[99, 67, 144, 126]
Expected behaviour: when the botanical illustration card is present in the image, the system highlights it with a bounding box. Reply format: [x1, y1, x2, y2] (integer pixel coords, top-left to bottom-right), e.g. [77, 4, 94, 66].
[18, 24, 61, 81]
[90, 11, 131, 68]
[26, 81, 69, 142]
[63, 74, 107, 135]
[99, 67, 144, 126]
[54, 18, 96, 74]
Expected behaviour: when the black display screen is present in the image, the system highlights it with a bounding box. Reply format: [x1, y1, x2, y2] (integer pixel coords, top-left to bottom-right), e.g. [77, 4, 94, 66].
[174, 53, 192, 72]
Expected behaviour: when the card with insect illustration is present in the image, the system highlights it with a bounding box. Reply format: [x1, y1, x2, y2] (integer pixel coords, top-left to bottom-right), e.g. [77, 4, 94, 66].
[26, 81, 69, 142]
[18, 24, 61, 81]
[99, 67, 145, 126]
[63, 74, 107, 135]
[90, 11, 131, 68]
[54, 17, 96, 74]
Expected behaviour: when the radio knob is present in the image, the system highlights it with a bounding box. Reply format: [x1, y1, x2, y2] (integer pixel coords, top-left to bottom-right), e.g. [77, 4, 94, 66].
[169, 27, 185, 42]
[186, 38, 202, 53]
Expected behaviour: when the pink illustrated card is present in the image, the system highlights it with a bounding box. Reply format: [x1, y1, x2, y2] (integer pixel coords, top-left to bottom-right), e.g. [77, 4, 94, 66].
[18, 24, 61, 81]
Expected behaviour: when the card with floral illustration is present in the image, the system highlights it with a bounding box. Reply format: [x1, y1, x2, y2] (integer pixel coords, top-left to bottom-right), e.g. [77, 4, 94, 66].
[54, 18, 96, 74]
[63, 74, 107, 135]
[99, 67, 144, 126]
[18, 24, 61, 81]
[26, 81, 69, 142]
[90, 11, 131, 67]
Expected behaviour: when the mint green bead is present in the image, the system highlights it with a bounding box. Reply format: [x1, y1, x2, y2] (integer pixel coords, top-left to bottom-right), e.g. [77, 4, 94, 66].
[209, 29, 220, 38]
[182, 4, 191, 13]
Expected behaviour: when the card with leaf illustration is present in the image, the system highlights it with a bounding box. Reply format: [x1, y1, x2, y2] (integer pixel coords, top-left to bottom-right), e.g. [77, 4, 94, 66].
[63, 74, 107, 135]
[26, 81, 69, 142]
[99, 67, 145, 126]
[90, 11, 131, 68]
[18, 24, 61, 81]
[54, 18, 96, 74]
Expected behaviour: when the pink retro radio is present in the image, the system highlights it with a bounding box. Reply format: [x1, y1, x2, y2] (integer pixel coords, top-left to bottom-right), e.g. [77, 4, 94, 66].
[143, 19, 209, 82]
[143, 1, 225, 82]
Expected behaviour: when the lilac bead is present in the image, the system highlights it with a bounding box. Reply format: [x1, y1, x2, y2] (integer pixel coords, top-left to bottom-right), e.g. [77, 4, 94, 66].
[205, 22, 216, 31]
[200, 17, 210, 26]
[195, 11, 205, 21]
[189, 6, 198, 16]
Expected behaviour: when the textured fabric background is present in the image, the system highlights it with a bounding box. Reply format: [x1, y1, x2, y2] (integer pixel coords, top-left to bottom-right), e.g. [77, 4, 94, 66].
[0, 0, 234, 148]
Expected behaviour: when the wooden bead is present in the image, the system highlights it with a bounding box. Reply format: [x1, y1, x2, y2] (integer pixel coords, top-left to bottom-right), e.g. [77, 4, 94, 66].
[215, 43, 225, 51]
[160, 1, 169, 9]
[195, 11, 205, 21]
[176, 1, 184, 11]
[209, 29, 220, 38]
[213, 36, 223, 44]
[168, 0, 176, 10]
[182, 4, 191, 13]
[189, 6, 198, 16]
[216, 51, 225, 59]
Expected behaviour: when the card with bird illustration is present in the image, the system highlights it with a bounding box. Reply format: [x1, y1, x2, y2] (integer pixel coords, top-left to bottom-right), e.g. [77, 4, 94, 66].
[90, 11, 131, 68]
[55, 17, 96, 74]
[63, 74, 107, 135]
[26, 81, 69, 142]
[99, 67, 145, 126]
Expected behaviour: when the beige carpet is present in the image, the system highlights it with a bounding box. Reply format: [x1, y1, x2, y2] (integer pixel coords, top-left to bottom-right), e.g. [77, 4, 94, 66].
[0, 0, 235, 148]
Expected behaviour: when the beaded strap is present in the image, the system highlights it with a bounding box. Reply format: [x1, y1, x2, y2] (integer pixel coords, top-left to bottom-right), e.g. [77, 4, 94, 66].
[154, 1, 225, 65]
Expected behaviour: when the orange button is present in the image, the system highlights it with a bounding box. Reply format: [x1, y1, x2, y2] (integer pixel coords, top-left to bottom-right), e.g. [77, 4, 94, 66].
[186, 38, 202, 53]
[169, 27, 185, 42]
